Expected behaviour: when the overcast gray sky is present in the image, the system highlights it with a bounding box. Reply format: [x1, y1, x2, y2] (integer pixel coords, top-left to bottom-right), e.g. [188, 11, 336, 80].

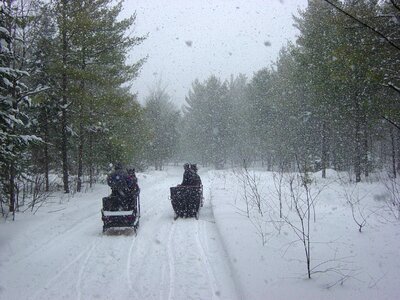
[121, 0, 308, 107]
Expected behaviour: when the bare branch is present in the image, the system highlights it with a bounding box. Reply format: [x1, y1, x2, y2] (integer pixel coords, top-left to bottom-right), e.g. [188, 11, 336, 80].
[382, 115, 400, 130]
[390, 0, 400, 12]
[321, 0, 400, 52]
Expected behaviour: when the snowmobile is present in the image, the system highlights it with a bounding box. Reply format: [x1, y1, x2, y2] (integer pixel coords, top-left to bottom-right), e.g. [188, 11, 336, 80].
[170, 185, 203, 220]
[101, 192, 140, 233]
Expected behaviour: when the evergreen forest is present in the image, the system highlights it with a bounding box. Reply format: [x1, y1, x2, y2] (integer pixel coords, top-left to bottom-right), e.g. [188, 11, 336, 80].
[1, 0, 400, 216]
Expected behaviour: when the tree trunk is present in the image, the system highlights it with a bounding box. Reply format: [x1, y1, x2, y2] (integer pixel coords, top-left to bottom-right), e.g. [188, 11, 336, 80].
[396, 129, 400, 172]
[77, 40, 88, 191]
[267, 153, 272, 171]
[6, 0, 17, 215]
[321, 121, 329, 178]
[391, 126, 396, 178]
[43, 108, 50, 192]
[89, 131, 94, 188]
[61, 0, 69, 193]
[8, 163, 15, 214]
[362, 114, 369, 178]
[77, 121, 84, 192]
[61, 108, 69, 193]
[354, 99, 362, 183]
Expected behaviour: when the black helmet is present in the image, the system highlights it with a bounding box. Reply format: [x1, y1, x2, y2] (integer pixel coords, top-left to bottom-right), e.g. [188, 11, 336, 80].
[184, 163, 190, 170]
[114, 162, 123, 170]
[191, 164, 198, 172]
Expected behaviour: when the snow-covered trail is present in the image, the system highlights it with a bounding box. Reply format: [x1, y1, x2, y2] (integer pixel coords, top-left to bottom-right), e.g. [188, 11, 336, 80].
[0, 167, 239, 300]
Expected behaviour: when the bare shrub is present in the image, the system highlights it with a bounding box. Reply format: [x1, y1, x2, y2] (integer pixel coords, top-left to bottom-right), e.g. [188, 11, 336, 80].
[233, 166, 281, 245]
[340, 182, 377, 232]
[21, 174, 56, 214]
[381, 173, 400, 219]
[278, 158, 327, 279]
[280, 171, 314, 278]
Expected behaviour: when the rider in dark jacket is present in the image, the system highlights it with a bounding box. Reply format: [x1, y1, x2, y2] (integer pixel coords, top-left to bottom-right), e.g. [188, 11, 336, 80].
[181, 163, 193, 186]
[191, 164, 203, 206]
[127, 168, 140, 196]
[107, 162, 132, 197]
[190, 164, 202, 186]
[181, 163, 202, 186]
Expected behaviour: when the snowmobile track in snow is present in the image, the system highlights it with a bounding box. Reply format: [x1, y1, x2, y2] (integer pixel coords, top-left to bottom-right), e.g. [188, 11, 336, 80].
[196, 219, 219, 298]
[167, 221, 176, 300]
[32, 239, 99, 300]
[1, 169, 240, 300]
[76, 240, 99, 300]
[5, 210, 99, 267]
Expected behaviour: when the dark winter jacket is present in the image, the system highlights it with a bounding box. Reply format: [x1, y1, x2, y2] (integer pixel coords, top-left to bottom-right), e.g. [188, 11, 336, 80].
[181, 169, 202, 186]
[107, 169, 133, 196]
[181, 169, 193, 186]
[128, 174, 140, 195]
[191, 172, 202, 186]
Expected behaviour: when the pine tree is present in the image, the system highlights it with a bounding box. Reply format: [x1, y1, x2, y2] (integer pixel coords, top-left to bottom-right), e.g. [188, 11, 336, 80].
[183, 76, 232, 168]
[31, 0, 147, 192]
[0, 0, 42, 213]
[144, 85, 180, 170]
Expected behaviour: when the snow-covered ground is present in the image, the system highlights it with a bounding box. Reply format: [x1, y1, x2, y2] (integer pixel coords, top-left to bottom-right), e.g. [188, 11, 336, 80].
[0, 166, 399, 300]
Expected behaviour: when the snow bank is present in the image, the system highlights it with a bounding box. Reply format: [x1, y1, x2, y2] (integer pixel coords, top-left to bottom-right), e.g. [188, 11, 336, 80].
[207, 169, 400, 300]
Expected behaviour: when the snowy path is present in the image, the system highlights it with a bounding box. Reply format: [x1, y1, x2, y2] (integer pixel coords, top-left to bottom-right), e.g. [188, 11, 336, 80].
[0, 167, 239, 300]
